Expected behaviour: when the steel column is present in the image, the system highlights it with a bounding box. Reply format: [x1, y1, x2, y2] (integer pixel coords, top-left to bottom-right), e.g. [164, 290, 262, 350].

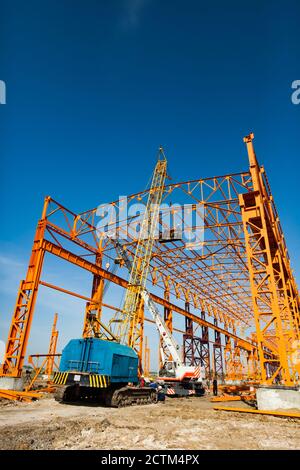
[213, 318, 224, 378]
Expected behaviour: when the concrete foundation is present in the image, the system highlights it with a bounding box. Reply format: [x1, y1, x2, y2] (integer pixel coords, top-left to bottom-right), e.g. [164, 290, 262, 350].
[256, 386, 300, 411]
[0, 376, 24, 391]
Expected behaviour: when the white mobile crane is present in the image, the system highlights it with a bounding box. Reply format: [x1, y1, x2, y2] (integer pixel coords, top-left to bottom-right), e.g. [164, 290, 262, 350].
[112, 238, 205, 397]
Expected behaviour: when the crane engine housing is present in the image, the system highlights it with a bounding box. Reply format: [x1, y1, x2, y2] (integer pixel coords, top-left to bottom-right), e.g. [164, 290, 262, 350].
[52, 338, 157, 407]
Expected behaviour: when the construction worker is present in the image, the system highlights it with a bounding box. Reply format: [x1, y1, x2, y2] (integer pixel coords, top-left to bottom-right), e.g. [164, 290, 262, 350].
[140, 376, 145, 387]
[157, 385, 165, 402]
[149, 380, 158, 390]
[213, 377, 218, 396]
[24, 369, 32, 386]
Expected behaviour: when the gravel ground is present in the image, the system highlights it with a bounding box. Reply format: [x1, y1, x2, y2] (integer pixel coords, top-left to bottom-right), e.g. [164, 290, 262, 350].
[0, 395, 299, 450]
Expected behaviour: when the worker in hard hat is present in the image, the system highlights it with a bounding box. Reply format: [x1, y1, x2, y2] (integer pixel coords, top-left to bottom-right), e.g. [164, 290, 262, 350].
[213, 377, 218, 396]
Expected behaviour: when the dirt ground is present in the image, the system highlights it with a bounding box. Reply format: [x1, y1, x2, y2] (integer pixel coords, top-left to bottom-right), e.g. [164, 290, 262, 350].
[0, 395, 299, 450]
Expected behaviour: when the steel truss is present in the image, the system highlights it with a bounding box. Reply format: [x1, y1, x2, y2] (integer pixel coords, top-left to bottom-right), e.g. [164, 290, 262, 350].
[183, 302, 202, 367]
[1, 134, 299, 386]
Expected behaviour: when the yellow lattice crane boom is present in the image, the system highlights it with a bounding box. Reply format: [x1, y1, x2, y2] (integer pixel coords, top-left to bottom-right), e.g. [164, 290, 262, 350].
[113, 149, 167, 358]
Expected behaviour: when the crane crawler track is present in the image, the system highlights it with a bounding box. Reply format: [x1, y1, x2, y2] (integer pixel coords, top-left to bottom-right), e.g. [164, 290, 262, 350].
[54, 384, 158, 407]
[110, 386, 158, 407]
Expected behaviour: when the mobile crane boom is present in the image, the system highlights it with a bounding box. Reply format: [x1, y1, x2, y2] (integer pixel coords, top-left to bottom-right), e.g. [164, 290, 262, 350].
[112, 239, 182, 367]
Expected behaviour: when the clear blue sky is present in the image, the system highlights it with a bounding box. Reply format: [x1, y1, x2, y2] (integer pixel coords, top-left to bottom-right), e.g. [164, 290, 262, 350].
[0, 1, 299, 366]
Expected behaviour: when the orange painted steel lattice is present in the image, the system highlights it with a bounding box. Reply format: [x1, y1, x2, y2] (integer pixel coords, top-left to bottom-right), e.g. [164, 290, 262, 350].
[0, 134, 299, 386]
[45, 313, 59, 377]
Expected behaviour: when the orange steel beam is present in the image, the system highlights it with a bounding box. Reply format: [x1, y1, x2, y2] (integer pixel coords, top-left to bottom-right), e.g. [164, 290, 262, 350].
[224, 335, 233, 380]
[1, 230, 256, 378]
[44, 279, 242, 342]
[40, 280, 122, 312]
[42, 279, 185, 334]
[26, 353, 61, 391]
[29, 353, 61, 359]
[39, 242, 254, 349]
[0, 389, 42, 402]
[27, 356, 47, 391]
[82, 250, 104, 338]
[240, 133, 299, 385]
[211, 395, 242, 402]
[0, 199, 50, 377]
[213, 406, 300, 419]
[42, 240, 256, 351]
[45, 313, 59, 377]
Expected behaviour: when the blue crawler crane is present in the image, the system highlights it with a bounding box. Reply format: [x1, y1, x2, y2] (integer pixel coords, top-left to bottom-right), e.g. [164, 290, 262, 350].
[52, 338, 157, 407]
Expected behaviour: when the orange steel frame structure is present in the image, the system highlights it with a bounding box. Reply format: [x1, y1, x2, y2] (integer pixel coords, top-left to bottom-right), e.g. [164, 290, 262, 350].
[0, 134, 299, 386]
[45, 312, 59, 377]
[26, 353, 61, 392]
[25, 312, 60, 391]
